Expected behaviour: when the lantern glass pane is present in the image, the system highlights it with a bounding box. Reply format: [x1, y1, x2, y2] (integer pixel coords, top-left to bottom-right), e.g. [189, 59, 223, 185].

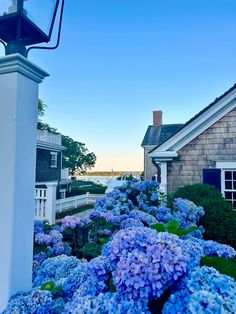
[23, 0, 57, 35]
[0, 0, 18, 17]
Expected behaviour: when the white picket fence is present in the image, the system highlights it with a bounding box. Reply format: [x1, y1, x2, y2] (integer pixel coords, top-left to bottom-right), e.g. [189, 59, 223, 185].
[35, 184, 105, 224]
[35, 188, 47, 219]
[56, 192, 105, 213]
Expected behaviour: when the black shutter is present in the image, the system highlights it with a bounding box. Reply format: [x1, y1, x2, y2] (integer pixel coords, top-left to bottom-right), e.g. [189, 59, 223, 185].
[203, 168, 221, 191]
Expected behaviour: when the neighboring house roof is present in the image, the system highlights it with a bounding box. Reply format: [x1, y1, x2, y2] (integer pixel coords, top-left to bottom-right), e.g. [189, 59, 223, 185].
[141, 124, 184, 147]
[149, 83, 236, 159]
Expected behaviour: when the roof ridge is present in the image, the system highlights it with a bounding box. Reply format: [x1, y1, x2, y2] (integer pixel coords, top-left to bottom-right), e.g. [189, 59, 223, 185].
[148, 82, 236, 153]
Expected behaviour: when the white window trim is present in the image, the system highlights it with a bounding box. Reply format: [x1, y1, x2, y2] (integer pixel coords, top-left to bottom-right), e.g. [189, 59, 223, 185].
[50, 152, 58, 168]
[216, 161, 236, 206]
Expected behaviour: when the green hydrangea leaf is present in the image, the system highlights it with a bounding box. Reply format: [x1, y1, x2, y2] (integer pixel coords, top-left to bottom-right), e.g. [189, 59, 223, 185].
[166, 219, 180, 233]
[151, 223, 166, 232]
[201, 256, 236, 280]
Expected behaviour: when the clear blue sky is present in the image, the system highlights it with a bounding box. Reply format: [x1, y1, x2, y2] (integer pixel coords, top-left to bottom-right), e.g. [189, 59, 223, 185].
[2, 0, 236, 171]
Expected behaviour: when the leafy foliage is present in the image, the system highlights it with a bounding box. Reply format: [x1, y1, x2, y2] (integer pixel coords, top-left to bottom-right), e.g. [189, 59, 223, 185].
[201, 256, 236, 280]
[68, 184, 106, 197]
[151, 219, 198, 237]
[61, 215, 119, 260]
[41, 281, 63, 298]
[6, 182, 236, 314]
[62, 135, 96, 175]
[173, 184, 236, 248]
[38, 99, 46, 118]
[37, 99, 97, 174]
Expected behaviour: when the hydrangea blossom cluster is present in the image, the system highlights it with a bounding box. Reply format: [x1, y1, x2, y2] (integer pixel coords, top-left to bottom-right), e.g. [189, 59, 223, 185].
[184, 238, 236, 260]
[163, 266, 236, 314]
[103, 227, 189, 300]
[120, 217, 144, 229]
[64, 292, 151, 314]
[62, 256, 111, 297]
[3, 289, 63, 314]
[95, 181, 159, 216]
[34, 220, 71, 263]
[202, 240, 236, 258]
[33, 255, 79, 287]
[154, 207, 173, 223]
[34, 220, 45, 234]
[135, 181, 160, 210]
[94, 189, 133, 215]
[116, 180, 160, 211]
[172, 198, 205, 228]
[5, 181, 236, 313]
[95, 182, 204, 235]
[61, 215, 91, 229]
[128, 209, 158, 226]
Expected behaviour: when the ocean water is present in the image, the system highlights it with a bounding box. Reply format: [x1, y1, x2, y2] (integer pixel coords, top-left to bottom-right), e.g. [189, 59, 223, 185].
[76, 176, 115, 186]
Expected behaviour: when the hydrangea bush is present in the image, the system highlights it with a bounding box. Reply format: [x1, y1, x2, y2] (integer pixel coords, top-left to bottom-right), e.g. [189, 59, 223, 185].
[4, 181, 236, 313]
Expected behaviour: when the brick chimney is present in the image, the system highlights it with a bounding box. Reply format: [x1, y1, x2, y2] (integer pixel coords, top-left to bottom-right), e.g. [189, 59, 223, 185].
[153, 110, 162, 127]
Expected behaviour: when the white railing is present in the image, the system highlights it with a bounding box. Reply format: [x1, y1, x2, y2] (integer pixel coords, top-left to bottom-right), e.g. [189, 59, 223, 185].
[35, 185, 105, 223]
[35, 188, 47, 219]
[37, 129, 62, 145]
[56, 192, 106, 213]
[35, 183, 57, 224]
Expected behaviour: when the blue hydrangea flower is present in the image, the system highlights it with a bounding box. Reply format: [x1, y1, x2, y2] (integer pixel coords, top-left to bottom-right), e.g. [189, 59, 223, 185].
[163, 266, 236, 314]
[33, 255, 79, 287]
[104, 227, 189, 300]
[64, 292, 151, 314]
[120, 218, 144, 229]
[3, 289, 55, 314]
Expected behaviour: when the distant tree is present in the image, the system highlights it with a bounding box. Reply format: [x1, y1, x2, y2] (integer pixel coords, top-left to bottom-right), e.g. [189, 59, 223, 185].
[37, 99, 96, 173]
[37, 121, 59, 134]
[37, 99, 59, 133]
[38, 99, 46, 118]
[62, 135, 96, 175]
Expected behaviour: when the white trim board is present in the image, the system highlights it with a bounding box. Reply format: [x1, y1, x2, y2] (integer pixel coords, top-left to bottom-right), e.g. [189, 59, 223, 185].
[149, 88, 236, 157]
[37, 141, 65, 152]
[216, 161, 236, 169]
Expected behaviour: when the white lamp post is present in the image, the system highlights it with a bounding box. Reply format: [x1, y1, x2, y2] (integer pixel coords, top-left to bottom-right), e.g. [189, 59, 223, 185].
[0, 0, 65, 310]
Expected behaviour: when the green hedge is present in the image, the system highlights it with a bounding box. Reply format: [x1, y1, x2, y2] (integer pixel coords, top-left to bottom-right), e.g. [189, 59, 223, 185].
[172, 184, 236, 249]
[69, 185, 106, 197]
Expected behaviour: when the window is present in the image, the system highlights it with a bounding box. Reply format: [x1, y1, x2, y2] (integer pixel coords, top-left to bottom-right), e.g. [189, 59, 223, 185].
[216, 161, 236, 209]
[223, 170, 236, 208]
[50, 152, 58, 168]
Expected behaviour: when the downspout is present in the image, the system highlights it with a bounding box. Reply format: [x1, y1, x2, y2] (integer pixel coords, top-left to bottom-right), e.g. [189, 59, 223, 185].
[152, 158, 161, 182]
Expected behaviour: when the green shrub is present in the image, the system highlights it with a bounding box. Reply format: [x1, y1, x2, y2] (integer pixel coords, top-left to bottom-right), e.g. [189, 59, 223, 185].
[68, 185, 106, 197]
[69, 187, 85, 197]
[172, 184, 236, 248]
[172, 184, 223, 204]
[79, 185, 106, 194]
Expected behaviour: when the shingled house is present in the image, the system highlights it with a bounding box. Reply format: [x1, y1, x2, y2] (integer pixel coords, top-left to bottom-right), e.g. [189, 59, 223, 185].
[36, 129, 70, 198]
[141, 111, 183, 181]
[142, 84, 236, 207]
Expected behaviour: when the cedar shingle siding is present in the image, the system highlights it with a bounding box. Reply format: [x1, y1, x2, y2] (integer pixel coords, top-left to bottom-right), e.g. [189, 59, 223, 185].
[144, 147, 157, 180]
[36, 148, 61, 182]
[167, 108, 236, 194]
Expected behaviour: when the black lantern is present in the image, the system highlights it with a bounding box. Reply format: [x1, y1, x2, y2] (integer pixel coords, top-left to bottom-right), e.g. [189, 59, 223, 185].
[0, 0, 63, 56]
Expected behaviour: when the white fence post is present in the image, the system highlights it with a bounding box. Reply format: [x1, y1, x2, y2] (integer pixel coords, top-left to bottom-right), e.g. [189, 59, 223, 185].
[45, 183, 57, 224]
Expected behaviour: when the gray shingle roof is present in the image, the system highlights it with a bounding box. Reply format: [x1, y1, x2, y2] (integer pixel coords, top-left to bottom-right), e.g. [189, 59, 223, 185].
[148, 83, 236, 153]
[141, 124, 184, 147]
